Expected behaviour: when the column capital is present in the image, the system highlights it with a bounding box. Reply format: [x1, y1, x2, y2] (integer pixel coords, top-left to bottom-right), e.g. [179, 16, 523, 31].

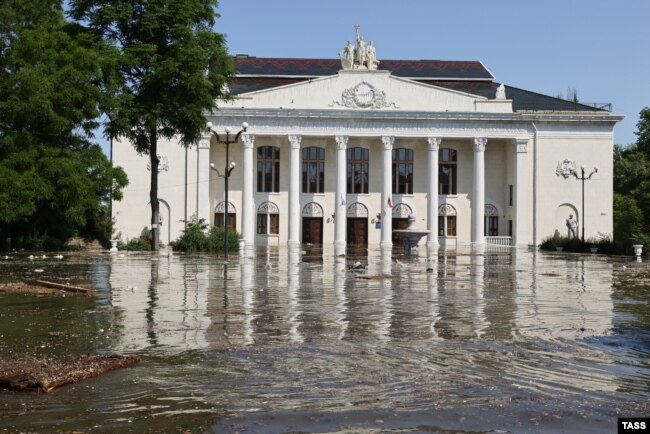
[427, 137, 442, 151]
[199, 136, 211, 149]
[381, 136, 394, 151]
[335, 135, 348, 150]
[288, 134, 301, 149]
[515, 138, 529, 153]
[242, 133, 255, 149]
[473, 137, 488, 152]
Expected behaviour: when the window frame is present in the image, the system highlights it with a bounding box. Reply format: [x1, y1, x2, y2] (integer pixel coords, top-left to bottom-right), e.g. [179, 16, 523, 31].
[257, 145, 281, 193]
[392, 148, 414, 195]
[346, 147, 370, 194]
[439, 148, 458, 195]
[302, 146, 325, 193]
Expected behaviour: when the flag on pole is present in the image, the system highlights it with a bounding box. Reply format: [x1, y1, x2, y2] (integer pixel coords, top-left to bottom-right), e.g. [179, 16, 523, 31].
[387, 197, 393, 209]
[340, 193, 346, 207]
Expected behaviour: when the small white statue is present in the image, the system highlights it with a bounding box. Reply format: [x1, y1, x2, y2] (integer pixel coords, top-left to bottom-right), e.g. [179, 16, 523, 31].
[367, 40, 378, 70]
[495, 83, 506, 100]
[566, 214, 578, 238]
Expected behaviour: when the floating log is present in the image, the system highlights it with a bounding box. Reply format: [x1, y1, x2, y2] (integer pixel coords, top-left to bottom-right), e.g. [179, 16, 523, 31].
[0, 354, 139, 393]
[32, 280, 92, 295]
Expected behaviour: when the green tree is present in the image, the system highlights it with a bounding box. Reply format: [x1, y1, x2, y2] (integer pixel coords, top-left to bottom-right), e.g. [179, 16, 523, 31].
[0, 0, 127, 249]
[69, 0, 234, 250]
[613, 193, 643, 242]
[614, 142, 650, 231]
[635, 107, 650, 159]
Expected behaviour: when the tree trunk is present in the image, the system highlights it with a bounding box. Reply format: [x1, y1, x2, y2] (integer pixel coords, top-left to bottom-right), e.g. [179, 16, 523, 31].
[149, 127, 160, 251]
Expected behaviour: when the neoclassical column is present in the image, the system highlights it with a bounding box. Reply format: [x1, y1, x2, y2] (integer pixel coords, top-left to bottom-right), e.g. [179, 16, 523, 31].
[240, 133, 255, 248]
[514, 138, 529, 246]
[427, 137, 441, 248]
[335, 135, 348, 249]
[288, 135, 301, 246]
[197, 135, 211, 225]
[472, 137, 488, 245]
[381, 136, 394, 248]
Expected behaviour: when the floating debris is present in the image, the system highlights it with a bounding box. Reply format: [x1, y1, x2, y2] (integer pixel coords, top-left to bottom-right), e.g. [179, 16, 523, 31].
[0, 354, 139, 393]
[0, 280, 93, 296]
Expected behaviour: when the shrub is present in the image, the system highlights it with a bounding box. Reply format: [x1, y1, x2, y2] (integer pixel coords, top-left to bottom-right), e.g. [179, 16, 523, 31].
[170, 218, 240, 253]
[118, 235, 152, 251]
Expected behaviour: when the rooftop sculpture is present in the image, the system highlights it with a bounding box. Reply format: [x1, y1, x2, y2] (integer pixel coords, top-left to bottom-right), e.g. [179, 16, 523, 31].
[339, 24, 379, 71]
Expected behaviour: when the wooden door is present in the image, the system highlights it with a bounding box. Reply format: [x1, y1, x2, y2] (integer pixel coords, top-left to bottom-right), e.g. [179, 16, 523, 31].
[302, 217, 323, 244]
[392, 218, 409, 246]
[347, 218, 368, 245]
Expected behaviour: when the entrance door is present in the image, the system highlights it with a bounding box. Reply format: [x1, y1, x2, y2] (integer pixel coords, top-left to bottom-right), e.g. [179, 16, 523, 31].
[347, 218, 368, 246]
[302, 217, 323, 244]
[392, 218, 409, 246]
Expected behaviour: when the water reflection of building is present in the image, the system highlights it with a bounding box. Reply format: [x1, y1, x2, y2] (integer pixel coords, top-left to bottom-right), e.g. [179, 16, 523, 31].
[106, 246, 614, 353]
[108, 254, 210, 352]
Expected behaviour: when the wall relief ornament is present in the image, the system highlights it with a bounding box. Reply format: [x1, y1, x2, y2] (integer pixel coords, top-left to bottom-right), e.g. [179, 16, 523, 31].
[330, 82, 398, 109]
[485, 204, 498, 216]
[438, 203, 457, 216]
[257, 201, 279, 214]
[215, 201, 236, 213]
[147, 155, 169, 172]
[346, 202, 369, 218]
[556, 159, 577, 178]
[302, 202, 324, 217]
[392, 203, 413, 218]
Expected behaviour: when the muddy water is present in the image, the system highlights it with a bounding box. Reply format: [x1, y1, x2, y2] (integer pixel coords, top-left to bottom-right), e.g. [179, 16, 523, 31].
[0, 247, 648, 433]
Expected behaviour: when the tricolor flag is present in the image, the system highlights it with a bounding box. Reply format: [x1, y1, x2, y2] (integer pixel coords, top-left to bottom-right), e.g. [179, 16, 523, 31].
[340, 193, 346, 207]
[386, 197, 393, 209]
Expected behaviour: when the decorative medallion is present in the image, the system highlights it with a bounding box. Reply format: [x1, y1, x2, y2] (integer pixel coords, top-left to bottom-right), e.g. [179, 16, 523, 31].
[438, 203, 457, 216]
[346, 202, 368, 218]
[556, 159, 576, 178]
[147, 154, 169, 172]
[392, 203, 413, 218]
[215, 201, 236, 213]
[302, 202, 324, 217]
[485, 204, 498, 216]
[331, 82, 398, 109]
[257, 201, 279, 214]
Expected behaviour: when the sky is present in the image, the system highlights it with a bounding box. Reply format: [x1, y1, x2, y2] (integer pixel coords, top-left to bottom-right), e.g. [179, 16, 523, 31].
[100, 0, 650, 155]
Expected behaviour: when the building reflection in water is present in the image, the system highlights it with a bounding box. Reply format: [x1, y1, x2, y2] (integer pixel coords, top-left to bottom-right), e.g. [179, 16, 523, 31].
[107, 245, 614, 352]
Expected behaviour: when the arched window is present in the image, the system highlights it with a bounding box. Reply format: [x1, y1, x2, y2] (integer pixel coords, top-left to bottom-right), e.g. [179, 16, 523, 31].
[257, 201, 279, 235]
[257, 146, 280, 192]
[439, 148, 457, 195]
[438, 203, 457, 236]
[484, 204, 499, 236]
[302, 147, 325, 193]
[214, 201, 236, 230]
[392, 148, 413, 194]
[347, 147, 369, 194]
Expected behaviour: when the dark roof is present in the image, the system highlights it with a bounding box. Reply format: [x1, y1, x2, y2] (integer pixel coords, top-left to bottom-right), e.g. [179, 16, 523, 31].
[231, 57, 608, 113]
[234, 57, 493, 80]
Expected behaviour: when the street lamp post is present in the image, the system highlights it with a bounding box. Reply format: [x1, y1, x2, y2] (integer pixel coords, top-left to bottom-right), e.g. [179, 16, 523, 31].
[572, 165, 598, 242]
[206, 121, 248, 258]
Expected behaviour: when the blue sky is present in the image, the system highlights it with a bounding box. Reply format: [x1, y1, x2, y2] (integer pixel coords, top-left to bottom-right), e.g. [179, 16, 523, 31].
[100, 0, 649, 154]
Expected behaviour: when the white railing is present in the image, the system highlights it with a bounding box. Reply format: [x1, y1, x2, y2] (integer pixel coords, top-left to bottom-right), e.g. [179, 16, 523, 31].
[485, 236, 513, 248]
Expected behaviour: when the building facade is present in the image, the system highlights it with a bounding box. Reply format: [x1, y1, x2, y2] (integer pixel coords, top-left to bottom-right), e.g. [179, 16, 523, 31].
[112, 34, 622, 250]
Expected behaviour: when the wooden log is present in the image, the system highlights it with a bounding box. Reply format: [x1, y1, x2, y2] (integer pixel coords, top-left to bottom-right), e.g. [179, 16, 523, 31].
[32, 280, 92, 295]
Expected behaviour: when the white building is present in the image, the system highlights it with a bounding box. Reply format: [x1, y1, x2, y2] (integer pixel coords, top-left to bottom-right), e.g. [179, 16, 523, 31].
[112, 33, 622, 250]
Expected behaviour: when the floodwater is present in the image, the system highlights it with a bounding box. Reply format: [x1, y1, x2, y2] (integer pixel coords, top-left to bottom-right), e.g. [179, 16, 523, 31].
[0, 246, 648, 433]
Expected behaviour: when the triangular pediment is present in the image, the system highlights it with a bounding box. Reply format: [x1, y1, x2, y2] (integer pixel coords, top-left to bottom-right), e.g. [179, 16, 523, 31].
[222, 70, 512, 113]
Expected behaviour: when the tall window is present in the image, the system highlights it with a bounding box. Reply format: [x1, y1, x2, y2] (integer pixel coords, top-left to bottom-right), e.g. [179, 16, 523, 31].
[439, 148, 457, 195]
[438, 203, 457, 236]
[257, 146, 280, 192]
[302, 147, 325, 193]
[257, 202, 279, 235]
[347, 147, 369, 194]
[485, 216, 498, 236]
[392, 148, 413, 194]
[508, 185, 513, 206]
[214, 202, 236, 230]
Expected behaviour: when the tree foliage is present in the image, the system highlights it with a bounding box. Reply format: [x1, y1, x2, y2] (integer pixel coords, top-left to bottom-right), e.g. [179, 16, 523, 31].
[0, 0, 127, 249]
[68, 0, 234, 249]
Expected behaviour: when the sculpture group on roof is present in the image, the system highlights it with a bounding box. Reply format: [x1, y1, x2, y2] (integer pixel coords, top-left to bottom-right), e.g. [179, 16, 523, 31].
[339, 24, 379, 71]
